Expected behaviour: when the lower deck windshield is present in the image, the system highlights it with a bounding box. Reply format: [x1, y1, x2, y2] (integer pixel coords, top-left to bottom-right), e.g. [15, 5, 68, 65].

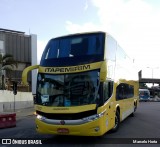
[36, 70, 100, 106]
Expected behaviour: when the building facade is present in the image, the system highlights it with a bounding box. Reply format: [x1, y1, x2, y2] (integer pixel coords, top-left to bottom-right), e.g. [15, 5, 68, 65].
[0, 28, 37, 93]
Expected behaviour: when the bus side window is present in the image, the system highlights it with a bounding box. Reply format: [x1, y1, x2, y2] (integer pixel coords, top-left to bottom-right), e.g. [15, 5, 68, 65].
[128, 85, 134, 98]
[116, 83, 134, 100]
[116, 84, 125, 100]
[104, 81, 113, 102]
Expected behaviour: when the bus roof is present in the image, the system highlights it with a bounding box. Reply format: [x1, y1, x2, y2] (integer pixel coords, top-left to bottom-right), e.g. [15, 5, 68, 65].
[50, 31, 106, 40]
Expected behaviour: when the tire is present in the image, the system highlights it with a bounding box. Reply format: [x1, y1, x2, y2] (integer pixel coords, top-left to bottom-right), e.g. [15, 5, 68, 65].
[134, 103, 137, 112]
[111, 110, 120, 132]
[130, 103, 137, 117]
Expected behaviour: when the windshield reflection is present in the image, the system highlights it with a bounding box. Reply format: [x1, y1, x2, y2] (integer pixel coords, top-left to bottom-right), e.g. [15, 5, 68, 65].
[36, 70, 100, 106]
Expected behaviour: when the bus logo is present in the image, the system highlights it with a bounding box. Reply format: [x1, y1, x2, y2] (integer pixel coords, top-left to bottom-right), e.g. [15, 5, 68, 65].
[60, 120, 65, 125]
[44, 65, 90, 73]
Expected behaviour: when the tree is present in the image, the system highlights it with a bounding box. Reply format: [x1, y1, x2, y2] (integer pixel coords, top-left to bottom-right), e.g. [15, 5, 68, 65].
[139, 83, 148, 89]
[0, 53, 17, 90]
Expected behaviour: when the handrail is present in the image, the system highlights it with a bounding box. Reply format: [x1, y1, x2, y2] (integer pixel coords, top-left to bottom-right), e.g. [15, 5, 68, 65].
[22, 65, 39, 85]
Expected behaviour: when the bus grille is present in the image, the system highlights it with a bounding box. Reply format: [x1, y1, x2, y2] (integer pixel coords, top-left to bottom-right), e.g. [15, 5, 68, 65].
[36, 109, 97, 120]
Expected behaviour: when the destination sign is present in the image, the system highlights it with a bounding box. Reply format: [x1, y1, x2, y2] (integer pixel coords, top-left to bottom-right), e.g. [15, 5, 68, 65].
[38, 62, 102, 74]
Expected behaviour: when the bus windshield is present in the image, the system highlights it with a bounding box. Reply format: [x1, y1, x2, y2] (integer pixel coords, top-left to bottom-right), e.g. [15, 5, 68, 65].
[41, 33, 104, 59]
[139, 89, 150, 100]
[36, 70, 100, 106]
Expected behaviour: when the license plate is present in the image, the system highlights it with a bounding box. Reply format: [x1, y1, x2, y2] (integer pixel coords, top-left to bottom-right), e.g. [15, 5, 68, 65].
[57, 128, 69, 134]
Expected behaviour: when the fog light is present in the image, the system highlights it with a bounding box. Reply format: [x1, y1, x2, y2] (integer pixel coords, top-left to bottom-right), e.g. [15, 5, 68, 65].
[94, 126, 100, 132]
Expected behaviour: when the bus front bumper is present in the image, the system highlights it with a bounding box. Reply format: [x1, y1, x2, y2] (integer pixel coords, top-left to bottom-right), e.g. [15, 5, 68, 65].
[35, 117, 104, 136]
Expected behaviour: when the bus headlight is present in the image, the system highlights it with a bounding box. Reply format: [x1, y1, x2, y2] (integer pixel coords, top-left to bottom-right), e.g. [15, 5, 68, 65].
[37, 114, 46, 121]
[82, 110, 106, 122]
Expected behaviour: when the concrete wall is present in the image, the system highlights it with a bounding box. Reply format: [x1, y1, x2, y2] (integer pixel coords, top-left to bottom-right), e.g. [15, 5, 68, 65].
[0, 90, 33, 112]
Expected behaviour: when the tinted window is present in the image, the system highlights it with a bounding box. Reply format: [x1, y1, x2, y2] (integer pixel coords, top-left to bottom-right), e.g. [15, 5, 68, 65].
[36, 70, 100, 106]
[41, 33, 105, 60]
[127, 85, 134, 98]
[104, 81, 114, 102]
[116, 83, 134, 100]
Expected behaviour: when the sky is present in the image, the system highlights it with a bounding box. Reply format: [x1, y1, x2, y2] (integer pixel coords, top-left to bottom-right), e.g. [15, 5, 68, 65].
[1, 0, 160, 78]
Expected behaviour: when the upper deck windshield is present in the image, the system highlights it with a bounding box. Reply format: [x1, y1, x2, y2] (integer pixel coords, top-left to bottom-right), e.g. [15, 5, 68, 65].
[36, 70, 100, 106]
[41, 33, 104, 60]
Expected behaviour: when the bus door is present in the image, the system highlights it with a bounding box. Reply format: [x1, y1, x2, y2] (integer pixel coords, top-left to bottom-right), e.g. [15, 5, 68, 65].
[116, 83, 127, 120]
[103, 81, 114, 129]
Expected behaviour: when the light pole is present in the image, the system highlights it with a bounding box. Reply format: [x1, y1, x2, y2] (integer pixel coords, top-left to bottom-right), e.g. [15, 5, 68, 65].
[147, 67, 159, 86]
[147, 67, 154, 86]
[147, 67, 159, 98]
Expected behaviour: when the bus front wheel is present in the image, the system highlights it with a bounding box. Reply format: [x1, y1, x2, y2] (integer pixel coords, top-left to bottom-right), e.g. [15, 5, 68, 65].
[111, 110, 120, 132]
[131, 103, 137, 117]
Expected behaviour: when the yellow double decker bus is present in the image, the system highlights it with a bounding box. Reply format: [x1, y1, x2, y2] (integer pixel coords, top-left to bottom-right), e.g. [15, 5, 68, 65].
[22, 31, 139, 136]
